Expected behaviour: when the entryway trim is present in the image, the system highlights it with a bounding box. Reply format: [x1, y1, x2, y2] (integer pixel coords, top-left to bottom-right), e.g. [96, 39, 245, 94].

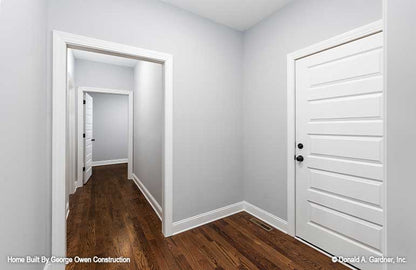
[52, 31, 174, 266]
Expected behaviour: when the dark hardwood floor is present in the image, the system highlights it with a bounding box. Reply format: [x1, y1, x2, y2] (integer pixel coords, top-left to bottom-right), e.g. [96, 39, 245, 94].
[67, 164, 348, 270]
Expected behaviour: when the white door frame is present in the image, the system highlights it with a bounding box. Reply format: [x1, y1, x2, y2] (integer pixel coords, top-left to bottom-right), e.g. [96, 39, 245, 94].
[286, 20, 385, 239]
[52, 31, 174, 262]
[77, 87, 133, 188]
[67, 73, 77, 195]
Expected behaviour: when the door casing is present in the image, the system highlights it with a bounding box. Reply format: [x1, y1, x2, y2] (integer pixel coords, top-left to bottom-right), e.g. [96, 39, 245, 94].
[52, 31, 174, 267]
[286, 20, 386, 268]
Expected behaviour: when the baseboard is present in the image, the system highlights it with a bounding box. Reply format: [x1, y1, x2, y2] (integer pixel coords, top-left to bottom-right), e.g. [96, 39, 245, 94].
[170, 201, 288, 236]
[243, 201, 288, 233]
[131, 173, 162, 220]
[66, 202, 69, 220]
[92, 158, 128, 167]
[43, 262, 51, 270]
[76, 177, 83, 189]
[72, 182, 78, 194]
[172, 202, 244, 235]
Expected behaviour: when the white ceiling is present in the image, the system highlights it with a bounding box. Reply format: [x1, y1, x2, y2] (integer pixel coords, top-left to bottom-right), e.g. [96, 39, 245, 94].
[160, 0, 292, 31]
[71, 49, 138, 68]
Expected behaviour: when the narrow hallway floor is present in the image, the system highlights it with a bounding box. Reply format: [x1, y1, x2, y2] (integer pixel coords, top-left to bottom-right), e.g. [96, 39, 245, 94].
[66, 164, 348, 270]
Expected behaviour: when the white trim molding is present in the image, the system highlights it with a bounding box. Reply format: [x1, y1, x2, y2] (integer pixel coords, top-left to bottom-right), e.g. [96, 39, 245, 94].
[170, 201, 288, 236]
[132, 174, 162, 220]
[92, 158, 128, 167]
[80, 87, 131, 95]
[52, 31, 174, 266]
[243, 201, 288, 234]
[172, 202, 244, 235]
[65, 202, 69, 220]
[286, 20, 383, 237]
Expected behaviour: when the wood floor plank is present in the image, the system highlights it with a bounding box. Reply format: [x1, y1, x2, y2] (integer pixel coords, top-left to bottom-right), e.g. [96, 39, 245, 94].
[224, 216, 301, 270]
[67, 164, 350, 270]
[233, 213, 345, 270]
[199, 226, 260, 270]
[210, 221, 282, 270]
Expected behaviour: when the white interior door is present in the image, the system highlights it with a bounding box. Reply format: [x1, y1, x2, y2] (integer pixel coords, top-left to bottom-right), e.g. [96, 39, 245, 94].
[295, 32, 384, 270]
[84, 93, 93, 183]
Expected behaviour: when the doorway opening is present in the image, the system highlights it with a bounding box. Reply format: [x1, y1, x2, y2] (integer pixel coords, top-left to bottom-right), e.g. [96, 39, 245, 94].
[76, 86, 133, 187]
[52, 31, 173, 265]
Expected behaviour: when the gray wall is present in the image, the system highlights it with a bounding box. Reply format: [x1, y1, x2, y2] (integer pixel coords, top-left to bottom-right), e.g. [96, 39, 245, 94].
[75, 59, 134, 90]
[48, 0, 244, 221]
[89, 93, 129, 162]
[133, 61, 164, 206]
[0, 0, 49, 269]
[242, 0, 382, 219]
[386, 0, 416, 268]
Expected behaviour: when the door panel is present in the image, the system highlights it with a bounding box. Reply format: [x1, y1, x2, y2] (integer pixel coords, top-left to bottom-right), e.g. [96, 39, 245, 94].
[308, 49, 382, 86]
[308, 76, 383, 101]
[308, 120, 383, 136]
[309, 93, 383, 120]
[309, 169, 383, 206]
[84, 93, 93, 183]
[309, 203, 383, 250]
[309, 135, 383, 162]
[308, 189, 384, 226]
[295, 32, 384, 270]
[308, 156, 383, 181]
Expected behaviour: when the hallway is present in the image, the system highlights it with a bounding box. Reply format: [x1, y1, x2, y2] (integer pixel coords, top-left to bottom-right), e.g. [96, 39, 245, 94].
[67, 164, 348, 270]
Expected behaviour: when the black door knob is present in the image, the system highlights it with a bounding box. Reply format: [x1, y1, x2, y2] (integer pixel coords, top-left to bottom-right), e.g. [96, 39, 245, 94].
[296, 155, 304, 162]
[297, 143, 303, 149]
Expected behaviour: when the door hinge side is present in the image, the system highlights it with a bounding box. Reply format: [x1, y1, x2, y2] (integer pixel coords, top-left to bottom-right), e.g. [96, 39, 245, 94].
[83, 167, 85, 172]
[83, 133, 85, 138]
[83, 100, 86, 104]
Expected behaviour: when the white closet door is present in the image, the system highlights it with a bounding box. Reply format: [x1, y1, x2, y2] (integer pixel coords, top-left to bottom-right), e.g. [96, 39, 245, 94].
[295, 32, 384, 270]
[84, 93, 93, 183]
